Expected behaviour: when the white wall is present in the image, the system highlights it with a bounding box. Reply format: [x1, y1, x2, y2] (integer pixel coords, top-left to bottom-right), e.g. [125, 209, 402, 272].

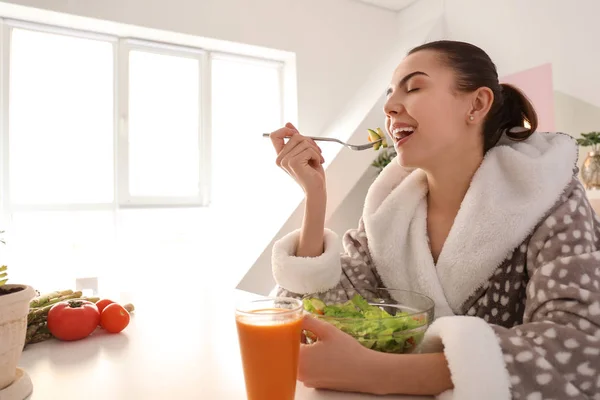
[326, 166, 378, 238]
[443, 0, 600, 109]
[554, 91, 600, 139]
[554, 91, 600, 170]
[0, 0, 400, 137]
[554, 91, 600, 213]
[444, 1, 600, 179]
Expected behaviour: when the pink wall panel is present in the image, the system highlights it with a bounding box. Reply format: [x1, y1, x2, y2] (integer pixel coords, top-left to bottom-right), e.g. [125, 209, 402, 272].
[501, 63, 555, 132]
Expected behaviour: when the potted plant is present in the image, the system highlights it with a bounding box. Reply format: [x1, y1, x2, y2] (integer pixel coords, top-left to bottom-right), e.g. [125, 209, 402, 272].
[0, 230, 35, 398]
[576, 131, 600, 190]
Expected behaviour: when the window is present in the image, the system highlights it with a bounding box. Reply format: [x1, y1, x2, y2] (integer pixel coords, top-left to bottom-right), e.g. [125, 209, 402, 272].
[122, 43, 207, 204]
[8, 28, 114, 206]
[0, 20, 290, 290]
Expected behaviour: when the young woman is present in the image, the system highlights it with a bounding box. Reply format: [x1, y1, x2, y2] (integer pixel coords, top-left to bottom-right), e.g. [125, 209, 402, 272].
[268, 41, 600, 400]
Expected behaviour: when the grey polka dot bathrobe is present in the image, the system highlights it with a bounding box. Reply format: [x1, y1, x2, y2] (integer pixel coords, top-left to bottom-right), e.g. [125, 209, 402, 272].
[271, 132, 600, 400]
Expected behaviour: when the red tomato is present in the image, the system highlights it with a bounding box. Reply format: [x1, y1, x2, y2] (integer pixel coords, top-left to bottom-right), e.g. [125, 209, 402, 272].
[47, 300, 100, 341]
[95, 299, 115, 313]
[100, 303, 130, 333]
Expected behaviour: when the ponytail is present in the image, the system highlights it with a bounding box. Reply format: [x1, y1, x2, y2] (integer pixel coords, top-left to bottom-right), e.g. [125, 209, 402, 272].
[483, 83, 538, 152]
[498, 83, 538, 141]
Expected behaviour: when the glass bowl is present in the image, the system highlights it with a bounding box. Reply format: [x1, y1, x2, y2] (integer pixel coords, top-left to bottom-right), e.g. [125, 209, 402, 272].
[302, 288, 434, 354]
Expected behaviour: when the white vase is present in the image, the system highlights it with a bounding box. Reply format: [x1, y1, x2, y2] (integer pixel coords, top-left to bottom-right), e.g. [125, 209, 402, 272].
[0, 284, 36, 390]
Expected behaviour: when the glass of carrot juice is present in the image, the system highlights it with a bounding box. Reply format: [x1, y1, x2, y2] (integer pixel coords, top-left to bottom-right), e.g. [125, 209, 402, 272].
[235, 297, 304, 400]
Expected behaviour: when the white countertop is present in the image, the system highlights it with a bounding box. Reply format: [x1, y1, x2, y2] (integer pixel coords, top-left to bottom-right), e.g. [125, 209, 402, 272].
[18, 287, 431, 400]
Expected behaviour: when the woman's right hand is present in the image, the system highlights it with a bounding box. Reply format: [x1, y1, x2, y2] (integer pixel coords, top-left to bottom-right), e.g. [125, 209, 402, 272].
[270, 122, 326, 197]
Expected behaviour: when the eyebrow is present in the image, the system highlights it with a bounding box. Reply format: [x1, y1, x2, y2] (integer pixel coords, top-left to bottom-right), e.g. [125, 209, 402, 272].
[386, 71, 429, 95]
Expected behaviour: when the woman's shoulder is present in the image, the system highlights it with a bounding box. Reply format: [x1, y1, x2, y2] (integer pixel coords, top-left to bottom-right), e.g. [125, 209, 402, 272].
[532, 176, 598, 239]
[550, 176, 591, 215]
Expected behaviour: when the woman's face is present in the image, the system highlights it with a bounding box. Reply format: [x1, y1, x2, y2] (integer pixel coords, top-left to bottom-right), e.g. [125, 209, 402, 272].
[384, 50, 482, 170]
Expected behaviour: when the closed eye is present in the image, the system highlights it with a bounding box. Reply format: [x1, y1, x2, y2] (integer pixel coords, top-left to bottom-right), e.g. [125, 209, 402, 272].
[407, 88, 420, 93]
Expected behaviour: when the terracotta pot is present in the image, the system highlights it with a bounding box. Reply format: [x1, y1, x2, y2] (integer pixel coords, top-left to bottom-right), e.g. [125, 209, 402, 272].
[0, 284, 35, 390]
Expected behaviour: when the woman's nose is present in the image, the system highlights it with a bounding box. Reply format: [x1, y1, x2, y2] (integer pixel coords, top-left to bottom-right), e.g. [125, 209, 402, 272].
[383, 94, 403, 117]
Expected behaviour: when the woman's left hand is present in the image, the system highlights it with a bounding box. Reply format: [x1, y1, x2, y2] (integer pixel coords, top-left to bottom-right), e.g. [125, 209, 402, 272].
[298, 315, 379, 394]
[298, 315, 454, 396]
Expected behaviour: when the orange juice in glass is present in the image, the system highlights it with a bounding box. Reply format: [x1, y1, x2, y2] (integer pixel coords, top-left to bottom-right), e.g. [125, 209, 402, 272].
[235, 297, 304, 400]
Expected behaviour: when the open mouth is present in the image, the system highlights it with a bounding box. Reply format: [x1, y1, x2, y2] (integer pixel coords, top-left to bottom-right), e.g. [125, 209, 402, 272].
[391, 126, 415, 144]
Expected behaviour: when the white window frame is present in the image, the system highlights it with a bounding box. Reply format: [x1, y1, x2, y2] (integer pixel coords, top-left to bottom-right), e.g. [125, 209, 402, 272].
[0, 18, 291, 216]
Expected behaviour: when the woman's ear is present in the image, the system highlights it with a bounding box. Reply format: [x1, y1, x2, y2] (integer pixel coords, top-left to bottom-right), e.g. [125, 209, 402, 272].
[468, 87, 494, 122]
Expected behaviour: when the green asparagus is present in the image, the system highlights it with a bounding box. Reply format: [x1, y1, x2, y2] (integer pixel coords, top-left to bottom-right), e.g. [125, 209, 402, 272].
[81, 296, 100, 303]
[27, 304, 53, 325]
[42, 291, 82, 307]
[30, 289, 74, 308]
[27, 292, 83, 324]
[25, 322, 45, 342]
[27, 325, 52, 345]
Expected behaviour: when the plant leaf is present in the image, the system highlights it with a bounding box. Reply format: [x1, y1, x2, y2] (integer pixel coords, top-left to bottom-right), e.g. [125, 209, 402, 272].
[0, 265, 7, 286]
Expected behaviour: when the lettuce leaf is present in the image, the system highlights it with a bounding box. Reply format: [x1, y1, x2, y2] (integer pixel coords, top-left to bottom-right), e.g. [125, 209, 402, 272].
[302, 293, 427, 353]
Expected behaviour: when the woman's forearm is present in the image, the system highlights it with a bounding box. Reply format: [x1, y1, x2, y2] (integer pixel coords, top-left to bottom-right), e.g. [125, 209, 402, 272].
[366, 351, 454, 396]
[296, 191, 327, 257]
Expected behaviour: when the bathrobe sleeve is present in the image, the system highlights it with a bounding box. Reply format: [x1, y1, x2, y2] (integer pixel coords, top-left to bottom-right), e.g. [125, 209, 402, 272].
[272, 218, 383, 302]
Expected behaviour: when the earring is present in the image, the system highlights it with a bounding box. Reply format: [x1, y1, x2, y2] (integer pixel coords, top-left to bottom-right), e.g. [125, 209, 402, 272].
[469, 115, 475, 121]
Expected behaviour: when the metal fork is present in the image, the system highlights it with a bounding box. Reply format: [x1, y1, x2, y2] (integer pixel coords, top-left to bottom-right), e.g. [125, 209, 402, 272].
[262, 133, 381, 151]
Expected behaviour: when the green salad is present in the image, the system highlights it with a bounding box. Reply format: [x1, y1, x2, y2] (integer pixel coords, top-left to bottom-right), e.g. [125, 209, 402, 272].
[303, 294, 427, 353]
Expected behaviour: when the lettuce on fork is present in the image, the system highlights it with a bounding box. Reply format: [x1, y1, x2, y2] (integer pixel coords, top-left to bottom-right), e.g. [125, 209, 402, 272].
[302, 294, 426, 353]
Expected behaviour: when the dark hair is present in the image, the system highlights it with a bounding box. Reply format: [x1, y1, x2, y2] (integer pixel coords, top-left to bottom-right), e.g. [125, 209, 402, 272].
[408, 40, 538, 153]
